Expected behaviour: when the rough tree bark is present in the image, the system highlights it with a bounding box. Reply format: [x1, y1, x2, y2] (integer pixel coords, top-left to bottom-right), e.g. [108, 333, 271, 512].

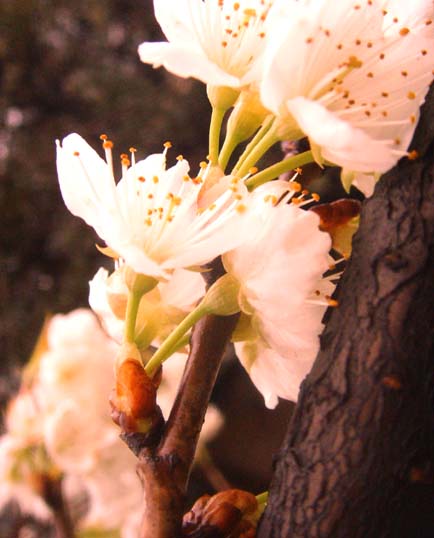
[258, 87, 434, 538]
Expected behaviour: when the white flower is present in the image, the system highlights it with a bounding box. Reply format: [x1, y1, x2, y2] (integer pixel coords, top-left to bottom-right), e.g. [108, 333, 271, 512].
[223, 181, 333, 407]
[37, 309, 116, 414]
[35, 310, 119, 472]
[235, 337, 313, 408]
[234, 279, 335, 408]
[0, 308, 146, 533]
[89, 265, 206, 345]
[261, 0, 434, 174]
[56, 133, 255, 278]
[42, 401, 119, 474]
[80, 440, 142, 531]
[138, 0, 275, 87]
[0, 435, 51, 520]
[6, 390, 43, 446]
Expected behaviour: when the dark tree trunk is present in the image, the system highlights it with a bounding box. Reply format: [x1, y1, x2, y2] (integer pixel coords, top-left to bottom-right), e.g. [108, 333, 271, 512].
[258, 86, 434, 538]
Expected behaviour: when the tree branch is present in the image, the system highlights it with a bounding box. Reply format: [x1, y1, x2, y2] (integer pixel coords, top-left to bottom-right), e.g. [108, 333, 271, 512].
[137, 313, 239, 538]
[258, 87, 434, 538]
[122, 257, 237, 538]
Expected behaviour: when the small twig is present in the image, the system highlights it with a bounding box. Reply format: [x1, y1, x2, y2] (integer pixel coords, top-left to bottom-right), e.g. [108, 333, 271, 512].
[197, 447, 233, 492]
[41, 475, 75, 538]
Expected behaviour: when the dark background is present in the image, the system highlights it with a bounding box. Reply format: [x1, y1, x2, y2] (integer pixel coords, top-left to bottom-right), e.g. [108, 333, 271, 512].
[0, 0, 292, 500]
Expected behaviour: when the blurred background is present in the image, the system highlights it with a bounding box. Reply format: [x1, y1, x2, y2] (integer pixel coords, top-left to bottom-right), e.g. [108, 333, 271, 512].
[0, 0, 293, 525]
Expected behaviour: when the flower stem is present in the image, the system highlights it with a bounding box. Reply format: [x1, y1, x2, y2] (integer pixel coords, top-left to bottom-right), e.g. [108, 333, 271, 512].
[234, 120, 279, 178]
[232, 115, 274, 174]
[145, 304, 207, 377]
[245, 150, 314, 190]
[170, 332, 191, 353]
[124, 290, 142, 343]
[209, 107, 227, 165]
[218, 132, 242, 172]
[154, 332, 191, 364]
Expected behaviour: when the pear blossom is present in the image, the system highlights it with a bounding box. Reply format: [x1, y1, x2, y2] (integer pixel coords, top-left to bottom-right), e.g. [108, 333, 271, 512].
[261, 0, 434, 175]
[138, 0, 275, 88]
[222, 181, 334, 407]
[234, 278, 336, 408]
[80, 439, 142, 531]
[56, 133, 255, 278]
[0, 308, 224, 534]
[0, 435, 52, 520]
[5, 389, 44, 445]
[234, 337, 315, 409]
[32, 310, 118, 473]
[0, 309, 144, 533]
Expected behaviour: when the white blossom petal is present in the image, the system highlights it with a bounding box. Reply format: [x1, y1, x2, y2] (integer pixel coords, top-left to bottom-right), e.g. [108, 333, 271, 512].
[139, 0, 276, 87]
[224, 182, 334, 406]
[261, 0, 434, 177]
[57, 134, 257, 278]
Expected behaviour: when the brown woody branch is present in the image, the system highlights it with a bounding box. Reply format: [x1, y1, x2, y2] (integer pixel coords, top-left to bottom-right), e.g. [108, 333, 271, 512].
[119, 258, 238, 538]
[137, 313, 239, 538]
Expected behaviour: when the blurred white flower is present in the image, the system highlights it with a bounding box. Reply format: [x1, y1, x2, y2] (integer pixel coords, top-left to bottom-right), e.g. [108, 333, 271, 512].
[37, 310, 116, 419]
[5, 389, 43, 446]
[81, 440, 142, 531]
[138, 0, 275, 87]
[35, 310, 144, 533]
[0, 308, 223, 534]
[0, 434, 52, 520]
[261, 0, 434, 174]
[56, 133, 254, 279]
[223, 181, 333, 407]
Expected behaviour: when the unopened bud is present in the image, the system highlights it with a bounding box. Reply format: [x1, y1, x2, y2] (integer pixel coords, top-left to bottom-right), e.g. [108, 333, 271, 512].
[226, 90, 269, 143]
[207, 489, 258, 515]
[201, 273, 241, 316]
[110, 358, 157, 433]
[182, 489, 258, 537]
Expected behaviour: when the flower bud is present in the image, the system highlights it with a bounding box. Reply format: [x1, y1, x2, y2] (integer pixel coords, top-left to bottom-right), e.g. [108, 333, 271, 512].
[226, 90, 269, 143]
[110, 358, 157, 433]
[200, 273, 241, 316]
[182, 489, 258, 537]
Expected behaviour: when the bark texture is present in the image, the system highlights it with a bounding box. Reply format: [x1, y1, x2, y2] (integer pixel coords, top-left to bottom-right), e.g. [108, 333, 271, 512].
[258, 87, 434, 538]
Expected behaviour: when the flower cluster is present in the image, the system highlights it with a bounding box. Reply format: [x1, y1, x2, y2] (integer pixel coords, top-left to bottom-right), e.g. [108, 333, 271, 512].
[139, 0, 434, 189]
[54, 0, 432, 415]
[6, 1, 433, 534]
[0, 310, 222, 536]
